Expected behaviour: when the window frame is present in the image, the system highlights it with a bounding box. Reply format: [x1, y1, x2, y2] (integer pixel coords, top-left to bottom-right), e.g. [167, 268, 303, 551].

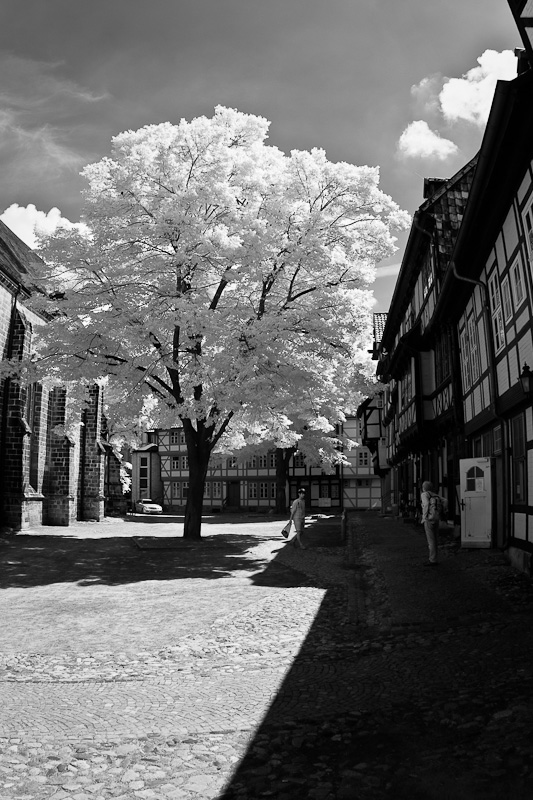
[524, 202, 533, 266]
[501, 276, 513, 322]
[460, 328, 472, 391]
[487, 272, 505, 353]
[510, 258, 526, 308]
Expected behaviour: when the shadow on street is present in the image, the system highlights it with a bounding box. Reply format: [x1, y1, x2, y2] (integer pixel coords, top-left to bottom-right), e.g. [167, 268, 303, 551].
[0, 531, 291, 588]
[217, 516, 533, 800]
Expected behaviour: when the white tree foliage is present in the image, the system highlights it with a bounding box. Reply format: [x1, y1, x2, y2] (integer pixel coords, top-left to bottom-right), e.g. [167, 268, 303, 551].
[29, 106, 409, 536]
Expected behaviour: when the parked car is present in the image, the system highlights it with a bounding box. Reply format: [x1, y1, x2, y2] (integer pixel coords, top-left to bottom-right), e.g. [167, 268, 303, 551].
[136, 498, 163, 515]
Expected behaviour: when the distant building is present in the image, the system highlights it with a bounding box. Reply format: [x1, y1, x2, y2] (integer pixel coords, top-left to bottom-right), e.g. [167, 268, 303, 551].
[131, 418, 379, 513]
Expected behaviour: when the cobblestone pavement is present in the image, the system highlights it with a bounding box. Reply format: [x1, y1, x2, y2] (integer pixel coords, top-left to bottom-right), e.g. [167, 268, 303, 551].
[1, 513, 533, 799]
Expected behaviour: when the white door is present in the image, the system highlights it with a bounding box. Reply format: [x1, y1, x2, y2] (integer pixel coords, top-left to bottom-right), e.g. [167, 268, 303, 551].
[459, 458, 492, 548]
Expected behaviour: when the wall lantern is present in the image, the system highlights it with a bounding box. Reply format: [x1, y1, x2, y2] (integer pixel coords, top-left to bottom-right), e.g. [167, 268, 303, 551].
[519, 362, 533, 395]
[507, 1, 533, 64]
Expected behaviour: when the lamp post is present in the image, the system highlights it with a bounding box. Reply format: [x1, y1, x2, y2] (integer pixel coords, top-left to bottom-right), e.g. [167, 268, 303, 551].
[519, 362, 533, 396]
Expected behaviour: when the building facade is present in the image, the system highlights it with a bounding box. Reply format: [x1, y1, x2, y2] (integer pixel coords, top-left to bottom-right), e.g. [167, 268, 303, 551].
[131, 419, 379, 513]
[362, 58, 533, 574]
[0, 221, 125, 529]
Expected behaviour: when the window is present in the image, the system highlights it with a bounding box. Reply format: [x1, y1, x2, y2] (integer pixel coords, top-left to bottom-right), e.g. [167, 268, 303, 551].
[501, 277, 513, 321]
[356, 479, 370, 487]
[269, 453, 277, 469]
[270, 482, 276, 499]
[227, 457, 238, 469]
[171, 482, 180, 499]
[488, 272, 505, 352]
[259, 482, 269, 499]
[511, 259, 526, 307]
[247, 457, 257, 468]
[357, 450, 370, 467]
[493, 425, 502, 454]
[466, 466, 484, 492]
[460, 329, 472, 390]
[258, 455, 268, 469]
[435, 329, 452, 386]
[320, 485, 330, 498]
[422, 256, 433, 297]
[140, 456, 148, 490]
[182, 482, 189, 498]
[172, 457, 180, 470]
[204, 483, 211, 498]
[467, 317, 481, 383]
[170, 430, 180, 445]
[400, 368, 413, 409]
[212, 482, 221, 499]
[293, 452, 305, 468]
[511, 413, 527, 505]
[249, 482, 258, 499]
[524, 203, 533, 264]
[181, 455, 189, 470]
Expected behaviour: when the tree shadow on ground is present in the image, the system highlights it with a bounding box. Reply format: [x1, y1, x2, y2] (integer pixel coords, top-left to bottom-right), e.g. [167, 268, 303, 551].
[0, 532, 298, 589]
[0, 514, 343, 590]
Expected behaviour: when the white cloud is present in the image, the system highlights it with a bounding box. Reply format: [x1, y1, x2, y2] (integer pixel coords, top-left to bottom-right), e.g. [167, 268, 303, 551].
[0, 53, 109, 109]
[397, 121, 458, 161]
[439, 49, 517, 126]
[376, 263, 401, 278]
[0, 54, 108, 184]
[397, 49, 518, 162]
[0, 203, 86, 248]
[410, 76, 443, 116]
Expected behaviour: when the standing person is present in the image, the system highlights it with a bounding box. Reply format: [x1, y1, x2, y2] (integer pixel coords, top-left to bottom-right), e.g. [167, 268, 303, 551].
[290, 488, 307, 549]
[420, 481, 446, 566]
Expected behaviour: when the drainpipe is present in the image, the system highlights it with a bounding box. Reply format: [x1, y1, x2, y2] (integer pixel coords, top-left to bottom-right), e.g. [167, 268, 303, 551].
[450, 262, 509, 549]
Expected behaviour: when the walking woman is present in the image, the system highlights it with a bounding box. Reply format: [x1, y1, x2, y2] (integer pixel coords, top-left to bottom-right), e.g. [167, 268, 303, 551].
[290, 488, 307, 549]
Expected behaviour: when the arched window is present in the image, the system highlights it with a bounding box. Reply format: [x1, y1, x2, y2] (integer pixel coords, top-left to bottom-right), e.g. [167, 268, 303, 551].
[466, 466, 484, 492]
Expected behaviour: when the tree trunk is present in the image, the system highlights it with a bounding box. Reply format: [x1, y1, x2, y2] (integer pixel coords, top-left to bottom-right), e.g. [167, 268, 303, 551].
[275, 447, 295, 514]
[183, 436, 211, 539]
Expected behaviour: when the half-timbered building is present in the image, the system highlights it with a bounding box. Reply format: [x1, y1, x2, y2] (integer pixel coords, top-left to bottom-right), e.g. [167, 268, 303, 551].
[374, 159, 476, 520]
[365, 50, 533, 574]
[432, 57, 533, 568]
[131, 419, 378, 513]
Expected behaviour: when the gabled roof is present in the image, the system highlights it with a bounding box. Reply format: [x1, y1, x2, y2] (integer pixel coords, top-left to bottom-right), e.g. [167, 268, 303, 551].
[0, 220, 42, 290]
[379, 156, 478, 352]
[436, 67, 533, 319]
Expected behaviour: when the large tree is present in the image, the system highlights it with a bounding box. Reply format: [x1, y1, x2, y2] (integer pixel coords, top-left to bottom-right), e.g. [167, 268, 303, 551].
[30, 106, 408, 538]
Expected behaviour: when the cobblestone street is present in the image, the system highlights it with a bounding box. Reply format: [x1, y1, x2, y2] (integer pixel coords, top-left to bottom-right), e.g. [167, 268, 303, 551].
[1, 512, 533, 799]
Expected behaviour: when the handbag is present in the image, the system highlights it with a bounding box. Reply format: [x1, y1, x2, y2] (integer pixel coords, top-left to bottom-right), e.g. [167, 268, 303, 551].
[281, 521, 292, 538]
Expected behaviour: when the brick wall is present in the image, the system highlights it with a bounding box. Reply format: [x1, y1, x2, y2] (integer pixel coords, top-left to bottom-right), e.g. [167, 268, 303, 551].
[42, 387, 78, 525]
[1, 308, 45, 529]
[79, 384, 105, 520]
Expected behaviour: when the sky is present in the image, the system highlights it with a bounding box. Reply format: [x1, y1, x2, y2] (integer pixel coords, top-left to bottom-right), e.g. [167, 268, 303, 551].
[0, 0, 521, 310]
